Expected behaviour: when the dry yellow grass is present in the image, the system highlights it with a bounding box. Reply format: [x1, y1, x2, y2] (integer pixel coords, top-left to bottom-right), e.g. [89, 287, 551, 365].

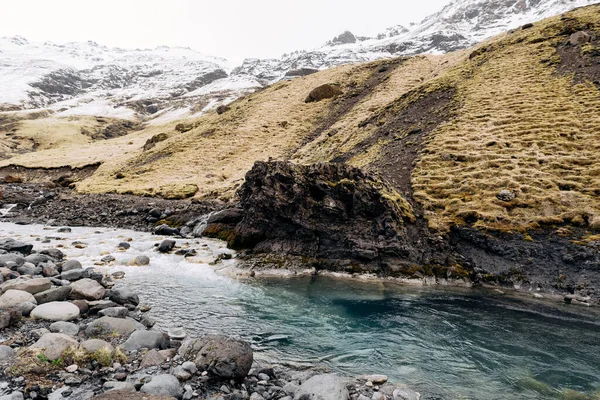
[412, 6, 600, 231]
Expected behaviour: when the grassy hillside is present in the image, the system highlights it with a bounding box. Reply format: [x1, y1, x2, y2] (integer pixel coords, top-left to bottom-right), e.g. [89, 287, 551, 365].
[1, 4, 600, 233]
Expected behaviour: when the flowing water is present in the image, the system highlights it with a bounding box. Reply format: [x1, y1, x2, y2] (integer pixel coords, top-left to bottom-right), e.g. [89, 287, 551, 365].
[1, 222, 599, 399]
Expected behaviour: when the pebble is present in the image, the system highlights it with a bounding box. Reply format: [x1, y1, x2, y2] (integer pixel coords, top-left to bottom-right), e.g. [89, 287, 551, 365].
[65, 364, 78, 373]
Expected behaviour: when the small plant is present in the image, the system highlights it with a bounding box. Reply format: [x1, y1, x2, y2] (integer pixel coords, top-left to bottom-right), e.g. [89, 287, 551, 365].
[36, 353, 48, 363]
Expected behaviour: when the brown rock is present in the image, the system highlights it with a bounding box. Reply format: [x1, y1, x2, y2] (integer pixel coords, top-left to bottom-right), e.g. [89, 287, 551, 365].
[304, 84, 343, 103]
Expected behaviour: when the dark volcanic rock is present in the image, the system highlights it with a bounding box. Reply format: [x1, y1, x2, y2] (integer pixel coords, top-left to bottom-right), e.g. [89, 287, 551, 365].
[304, 84, 343, 103]
[0, 238, 33, 254]
[205, 161, 419, 273]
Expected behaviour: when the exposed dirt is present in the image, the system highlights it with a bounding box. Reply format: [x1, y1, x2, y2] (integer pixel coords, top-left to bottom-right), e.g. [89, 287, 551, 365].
[556, 30, 600, 88]
[0, 163, 101, 186]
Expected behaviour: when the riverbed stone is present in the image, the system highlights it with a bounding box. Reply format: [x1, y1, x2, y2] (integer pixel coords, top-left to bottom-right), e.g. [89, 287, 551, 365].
[40, 248, 64, 260]
[158, 240, 176, 253]
[294, 374, 349, 400]
[70, 278, 106, 301]
[62, 260, 82, 272]
[42, 263, 60, 277]
[102, 381, 136, 392]
[25, 254, 51, 266]
[109, 288, 139, 306]
[85, 316, 137, 337]
[31, 301, 80, 321]
[81, 339, 114, 353]
[140, 374, 183, 398]
[121, 330, 168, 351]
[98, 306, 129, 318]
[49, 321, 80, 336]
[20, 301, 37, 316]
[130, 256, 150, 266]
[30, 333, 78, 361]
[0, 238, 33, 254]
[140, 349, 166, 368]
[182, 335, 253, 379]
[61, 269, 84, 281]
[34, 286, 72, 304]
[393, 387, 421, 400]
[1, 277, 51, 294]
[0, 254, 25, 268]
[17, 262, 41, 276]
[0, 289, 37, 309]
[0, 344, 16, 359]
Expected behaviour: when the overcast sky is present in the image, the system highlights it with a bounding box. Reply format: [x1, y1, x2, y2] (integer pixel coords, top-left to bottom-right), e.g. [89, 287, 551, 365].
[1, 0, 450, 63]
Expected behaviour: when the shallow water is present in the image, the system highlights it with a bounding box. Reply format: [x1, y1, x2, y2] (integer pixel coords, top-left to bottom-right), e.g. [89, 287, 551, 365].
[1, 222, 600, 399]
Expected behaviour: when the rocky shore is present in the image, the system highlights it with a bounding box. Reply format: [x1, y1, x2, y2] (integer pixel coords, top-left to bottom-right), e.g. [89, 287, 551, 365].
[0, 232, 422, 400]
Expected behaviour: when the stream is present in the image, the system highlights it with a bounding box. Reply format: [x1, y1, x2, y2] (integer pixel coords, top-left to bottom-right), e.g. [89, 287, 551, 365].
[1, 221, 599, 399]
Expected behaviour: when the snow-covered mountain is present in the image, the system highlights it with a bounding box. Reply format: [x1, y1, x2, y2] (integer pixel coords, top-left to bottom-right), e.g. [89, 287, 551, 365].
[0, 0, 595, 122]
[233, 0, 597, 83]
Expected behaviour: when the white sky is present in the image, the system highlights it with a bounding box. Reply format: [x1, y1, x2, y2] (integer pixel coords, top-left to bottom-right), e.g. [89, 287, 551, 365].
[0, 0, 450, 63]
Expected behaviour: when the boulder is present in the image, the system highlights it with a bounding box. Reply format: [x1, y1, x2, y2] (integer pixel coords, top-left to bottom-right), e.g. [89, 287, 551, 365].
[81, 339, 114, 353]
[61, 269, 84, 281]
[109, 288, 139, 306]
[34, 286, 72, 304]
[40, 248, 64, 260]
[304, 84, 342, 103]
[62, 260, 82, 272]
[29, 333, 78, 361]
[181, 335, 253, 379]
[158, 240, 176, 253]
[17, 262, 42, 276]
[140, 374, 183, 399]
[1, 277, 51, 294]
[70, 278, 106, 301]
[31, 301, 80, 321]
[570, 31, 591, 46]
[0, 344, 16, 360]
[393, 387, 421, 400]
[0, 239, 33, 254]
[85, 316, 136, 337]
[49, 321, 80, 336]
[0, 289, 36, 309]
[154, 225, 180, 236]
[294, 374, 349, 400]
[130, 255, 150, 266]
[140, 349, 166, 368]
[121, 330, 168, 351]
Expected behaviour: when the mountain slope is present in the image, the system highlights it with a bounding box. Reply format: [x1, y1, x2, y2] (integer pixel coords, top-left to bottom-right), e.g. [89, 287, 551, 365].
[2, 4, 599, 235]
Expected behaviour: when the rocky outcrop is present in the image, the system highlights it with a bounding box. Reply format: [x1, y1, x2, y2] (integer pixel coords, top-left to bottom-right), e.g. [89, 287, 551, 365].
[205, 161, 431, 274]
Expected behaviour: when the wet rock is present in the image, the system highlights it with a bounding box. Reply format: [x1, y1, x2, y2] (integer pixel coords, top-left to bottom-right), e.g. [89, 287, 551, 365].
[158, 240, 176, 253]
[34, 286, 72, 304]
[109, 288, 140, 306]
[130, 255, 150, 266]
[392, 387, 421, 400]
[0, 239, 33, 254]
[62, 260, 83, 272]
[361, 375, 388, 384]
[40, 248, 64, 260]
[140, 374, 183, 399]
[0, 289, 37, 309]
[49, 321, 80, 336]
[70, 278, 106, 300]
[57, 227, 72, 233]
[154, 225, 180, 237]
[31, 301, 80, 321]
[118, 242, 131, 250]
[61, 268, 84, 281]
[17, 262, 41, 276]
[168, 327, 187, 341]
[85, 316, 136, 337]
[81, 339, 114, 353]
[294, 374, 348, 400]
[29, 333, 78, 361]
[180, 335, 253, 379]
[101, 255, 116, 263]
[98, 306, 129, 318]
[121, 330, 168, 351]
[304, 84, 342, 103]
[1, 277, 52, 294]
[0, 344, 16, 359]
[102, 381, 136, 392]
